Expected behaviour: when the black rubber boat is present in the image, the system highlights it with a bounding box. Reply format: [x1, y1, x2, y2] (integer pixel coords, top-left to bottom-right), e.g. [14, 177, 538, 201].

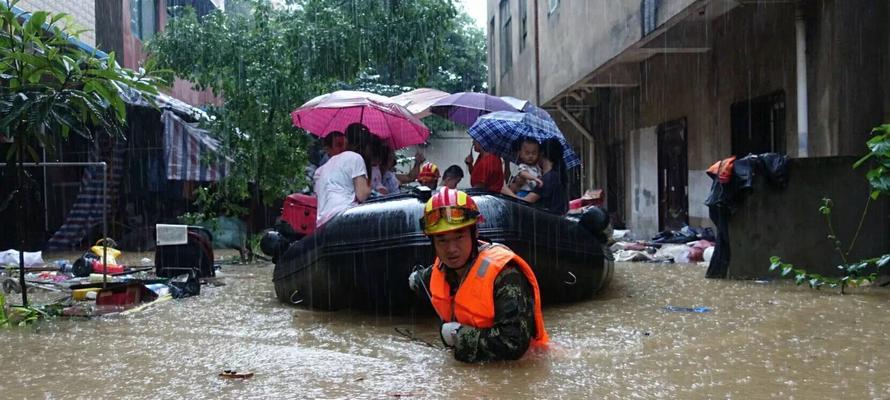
[265, 188, 614, 313]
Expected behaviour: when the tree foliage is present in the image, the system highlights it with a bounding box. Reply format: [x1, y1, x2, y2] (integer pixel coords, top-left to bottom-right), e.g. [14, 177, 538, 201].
[0, 1, 162, 162]
[147, 0, 486, 215]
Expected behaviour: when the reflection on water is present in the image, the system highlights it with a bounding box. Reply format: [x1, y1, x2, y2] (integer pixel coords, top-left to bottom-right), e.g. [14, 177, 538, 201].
[2, 260, 889, 399]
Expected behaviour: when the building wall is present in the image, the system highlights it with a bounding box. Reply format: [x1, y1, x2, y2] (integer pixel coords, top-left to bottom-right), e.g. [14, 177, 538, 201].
[808, 0, 886, 157]
[95, 0, 217, 107]
[487, 0, 696, 103]
[487, 0, 536, 102]
[708, 3, 797, 160]
[626, 126, 658, 238]
[16, 0, 96, 46]
[728, 157, 889, 279]
[609, 1, 886, 233]
[887, 1, 890, 122]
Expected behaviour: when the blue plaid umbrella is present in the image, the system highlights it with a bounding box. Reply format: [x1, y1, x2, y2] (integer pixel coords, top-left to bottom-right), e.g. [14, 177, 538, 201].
[468, 111, 581, 169]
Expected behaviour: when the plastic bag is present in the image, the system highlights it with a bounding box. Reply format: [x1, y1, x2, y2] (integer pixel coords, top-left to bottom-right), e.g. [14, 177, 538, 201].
[0, 250, 44, 267]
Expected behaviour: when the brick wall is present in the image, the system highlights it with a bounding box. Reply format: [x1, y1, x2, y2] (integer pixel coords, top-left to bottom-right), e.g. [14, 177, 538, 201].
[15, 0, 96, 46]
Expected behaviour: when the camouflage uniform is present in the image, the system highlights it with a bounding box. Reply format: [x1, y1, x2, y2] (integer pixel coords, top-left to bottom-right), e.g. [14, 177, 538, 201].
[415, 260, 537, 363]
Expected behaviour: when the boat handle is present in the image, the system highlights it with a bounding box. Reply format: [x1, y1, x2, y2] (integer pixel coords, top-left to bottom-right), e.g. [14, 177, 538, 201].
[290, 289, 304, 305]
[564, 271, 577, 285]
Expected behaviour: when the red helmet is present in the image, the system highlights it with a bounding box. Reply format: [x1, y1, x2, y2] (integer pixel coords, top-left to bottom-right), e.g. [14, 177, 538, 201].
[421, 188, 483, 235]
[418, 161, 440, 179]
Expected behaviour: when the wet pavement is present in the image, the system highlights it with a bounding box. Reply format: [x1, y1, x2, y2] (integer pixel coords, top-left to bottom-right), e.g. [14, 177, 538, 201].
[2, 257, 889, 399]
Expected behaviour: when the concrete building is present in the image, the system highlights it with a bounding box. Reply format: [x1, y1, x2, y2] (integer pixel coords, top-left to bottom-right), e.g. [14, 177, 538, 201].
[14, 0, 220, 106]
[95, 0, 220, 106]
[489, 0, 890, 278]
[488, 0, 890, 238]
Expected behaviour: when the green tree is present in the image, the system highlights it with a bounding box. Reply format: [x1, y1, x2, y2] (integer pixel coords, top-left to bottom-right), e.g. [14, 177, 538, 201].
[147, 0, 486, 224]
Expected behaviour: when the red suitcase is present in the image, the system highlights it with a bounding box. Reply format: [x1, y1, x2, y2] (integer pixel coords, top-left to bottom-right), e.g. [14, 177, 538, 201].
[281, 193, 317, 236]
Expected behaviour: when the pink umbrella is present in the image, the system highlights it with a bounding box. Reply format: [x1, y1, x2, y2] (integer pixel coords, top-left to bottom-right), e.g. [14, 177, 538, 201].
[291, 90, 430, 149]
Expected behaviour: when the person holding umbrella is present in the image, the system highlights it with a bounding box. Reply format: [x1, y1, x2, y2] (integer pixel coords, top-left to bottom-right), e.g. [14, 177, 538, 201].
[467, 111, 580, 214]
[465, 140, 505, 193]
[520, 138, 569, 215]
[292, 90, 432, 223]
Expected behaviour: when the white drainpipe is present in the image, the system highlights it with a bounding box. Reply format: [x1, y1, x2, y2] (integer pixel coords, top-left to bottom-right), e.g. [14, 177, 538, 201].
[795, 5, 809, 158]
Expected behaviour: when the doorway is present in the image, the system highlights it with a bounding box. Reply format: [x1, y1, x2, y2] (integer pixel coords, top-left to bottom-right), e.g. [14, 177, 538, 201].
[657, 118, 688, 231]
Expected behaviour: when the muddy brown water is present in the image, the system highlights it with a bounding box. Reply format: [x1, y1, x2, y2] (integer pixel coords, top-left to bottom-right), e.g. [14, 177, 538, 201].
[2, 253, 889, 399]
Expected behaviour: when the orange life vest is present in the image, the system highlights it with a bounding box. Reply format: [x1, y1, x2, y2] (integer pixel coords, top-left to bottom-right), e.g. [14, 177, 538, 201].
[430, 243, 549, 347]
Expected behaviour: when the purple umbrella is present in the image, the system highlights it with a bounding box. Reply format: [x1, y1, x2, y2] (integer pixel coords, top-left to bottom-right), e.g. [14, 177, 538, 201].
[429, 92, 517, 127]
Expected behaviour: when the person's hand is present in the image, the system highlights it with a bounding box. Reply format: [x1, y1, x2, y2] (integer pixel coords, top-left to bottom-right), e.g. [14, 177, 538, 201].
[440, 322, 461, 347]
[377, 186, 389, 195]
[464, 154, 474, 166]
[408, 270, 420, 292]
[414, 151, 426, 165]
[533, 178, 544, 188]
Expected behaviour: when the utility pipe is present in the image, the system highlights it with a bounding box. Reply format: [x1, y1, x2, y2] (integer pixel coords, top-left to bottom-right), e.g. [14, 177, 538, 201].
[795, 5, 809, 157]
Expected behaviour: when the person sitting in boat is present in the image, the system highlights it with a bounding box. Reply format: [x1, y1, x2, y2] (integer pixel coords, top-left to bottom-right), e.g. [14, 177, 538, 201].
[416, 161, 440, 188]
[465, 140, 505, 193]
[504, 139, 569, 215]
[368, 138, 393, 195]
[508, 138, 544, 198]
[313, 124, 372, 226]
[319, 131, 347, 166]
[440, 165, 464, 190]
[375, 147, 426, 195]
[408, 188, 549, 362]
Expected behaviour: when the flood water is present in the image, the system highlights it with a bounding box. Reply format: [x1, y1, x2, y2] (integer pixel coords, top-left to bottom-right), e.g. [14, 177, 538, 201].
[2, 256, 889, 399]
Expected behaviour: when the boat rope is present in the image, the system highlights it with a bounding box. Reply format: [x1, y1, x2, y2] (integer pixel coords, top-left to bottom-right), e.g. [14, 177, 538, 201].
[412, 264, 434, 304]
[394, 327, 443, 350]
[564, 271, 577, 285]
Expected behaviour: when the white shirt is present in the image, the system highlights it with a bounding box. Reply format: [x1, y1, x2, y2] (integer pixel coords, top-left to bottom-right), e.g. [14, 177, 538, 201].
[370, 165, 384, 191]
[313, 151, 367, 226]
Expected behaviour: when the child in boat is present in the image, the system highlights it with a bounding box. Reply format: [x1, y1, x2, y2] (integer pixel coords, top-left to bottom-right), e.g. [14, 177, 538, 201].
[509, 138, 544, 198]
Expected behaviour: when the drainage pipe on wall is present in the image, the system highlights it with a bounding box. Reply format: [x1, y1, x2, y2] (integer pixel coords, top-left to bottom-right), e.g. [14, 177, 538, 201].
[795, 4, 809, 158]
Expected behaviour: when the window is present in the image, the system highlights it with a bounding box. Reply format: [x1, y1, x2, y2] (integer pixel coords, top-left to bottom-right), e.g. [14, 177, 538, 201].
[519, 0, 528, 52]
[130, 0, 159, 41]
[499, 0, 512, 76]
[730, 92, 787, 156]
[548, 0, 559, 15]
